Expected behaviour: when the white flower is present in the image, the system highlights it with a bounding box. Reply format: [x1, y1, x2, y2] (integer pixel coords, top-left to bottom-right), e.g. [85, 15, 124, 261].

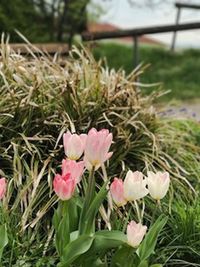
[124, 170, 149, 201]
[147, 171, 170, 200]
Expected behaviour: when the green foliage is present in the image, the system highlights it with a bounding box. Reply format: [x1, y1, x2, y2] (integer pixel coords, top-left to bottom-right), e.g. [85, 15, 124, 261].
[92, 42, 200, 101]
[0, 224, 8, 261]
[0, 41, 200, 265]
[0, 0, 89, 43]
[138, 215, 168, 261]
[155, 199, 200, 266]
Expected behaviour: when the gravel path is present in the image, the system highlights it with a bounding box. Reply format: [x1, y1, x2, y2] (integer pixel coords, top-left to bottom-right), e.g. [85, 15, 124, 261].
[158, 102, 200, 121]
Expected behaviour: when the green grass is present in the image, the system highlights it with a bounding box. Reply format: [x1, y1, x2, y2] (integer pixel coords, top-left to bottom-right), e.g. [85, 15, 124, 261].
[92, 42, 200, 101]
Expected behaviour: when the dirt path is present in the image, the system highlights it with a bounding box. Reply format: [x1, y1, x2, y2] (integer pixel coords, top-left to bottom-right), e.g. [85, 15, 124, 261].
[158, 101, 200, 121]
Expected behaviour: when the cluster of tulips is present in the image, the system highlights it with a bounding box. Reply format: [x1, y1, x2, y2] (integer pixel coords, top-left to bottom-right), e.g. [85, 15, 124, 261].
[0, 128, 170, 266]
[53, 128, 170, 249]
[53, 128, 113, 200]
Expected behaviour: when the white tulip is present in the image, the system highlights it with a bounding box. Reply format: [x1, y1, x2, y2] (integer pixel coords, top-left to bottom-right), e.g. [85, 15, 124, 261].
[147, 171, 170, 200]
[124, 170, 149, 201]
[127, 220, 147, 247]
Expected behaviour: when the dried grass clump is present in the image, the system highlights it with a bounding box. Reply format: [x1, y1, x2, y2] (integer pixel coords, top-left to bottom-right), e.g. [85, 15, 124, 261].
[0, 37, 199, 264]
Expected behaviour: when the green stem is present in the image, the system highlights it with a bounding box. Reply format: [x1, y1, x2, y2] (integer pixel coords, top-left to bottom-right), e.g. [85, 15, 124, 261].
[79, 167, 95, 234]
[134, 200, 141, 223]
[150, 200, 160, 227]
[85, 167, 95, 209]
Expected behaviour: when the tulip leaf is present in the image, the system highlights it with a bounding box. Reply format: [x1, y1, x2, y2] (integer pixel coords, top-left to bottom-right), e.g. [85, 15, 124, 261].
[92, 230, 127, 251]
[82, 258, 107, 267]
[138, 260, 149, 267]
[0, 224, 8, 261]
[75, 230, 127, 265]
[79, 181, 108, 234]
[59, 235, 94, 266]
[111, 245, 137, 267]
[54, 201, 70, 256]
[138, 215, 168, 261]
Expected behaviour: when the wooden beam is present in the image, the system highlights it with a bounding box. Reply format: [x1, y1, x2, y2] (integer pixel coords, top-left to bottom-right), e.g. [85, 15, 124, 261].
[171, 7, 181, 51]
[82, 22, 200, 41]
[5, 43, 69, 55]
[175, 2, 200, 9]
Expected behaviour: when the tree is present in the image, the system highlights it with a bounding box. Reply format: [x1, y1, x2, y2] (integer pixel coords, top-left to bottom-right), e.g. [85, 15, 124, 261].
[0, 0, 90, 43]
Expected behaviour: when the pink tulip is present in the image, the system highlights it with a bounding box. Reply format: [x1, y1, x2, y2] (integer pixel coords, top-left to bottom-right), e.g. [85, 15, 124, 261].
[127, 220, 147, 247]
[63, 131, 87, 160]
[84, 128, 113, 170]
[147, 171, 170, 200]
[110, 178, 127, 207]
[62, 159, 85, 183]
[53, 173, 76, 201]
[0, 178, 6, 200]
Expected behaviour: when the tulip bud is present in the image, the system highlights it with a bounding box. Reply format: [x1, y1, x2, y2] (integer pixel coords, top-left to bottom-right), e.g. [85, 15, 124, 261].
[124, 170, 149, 201]
[147, 171, 170, 200]
[63, 131, 87, 160]
[53, 173, 76, 201]
[127, 220, 147, 247]
[62, 159, 85, 184]
[84, 128, 113, 170]
[110, 178, 127, 207]
[0, 178, 6, 200]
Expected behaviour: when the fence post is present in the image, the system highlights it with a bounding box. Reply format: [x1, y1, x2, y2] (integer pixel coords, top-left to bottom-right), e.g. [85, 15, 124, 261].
[171, 6, 181, 51]
[133, 36, 139, 68]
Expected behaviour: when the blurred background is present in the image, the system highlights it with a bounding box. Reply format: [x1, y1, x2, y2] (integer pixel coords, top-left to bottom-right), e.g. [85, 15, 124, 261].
[1, 0, 200, 114]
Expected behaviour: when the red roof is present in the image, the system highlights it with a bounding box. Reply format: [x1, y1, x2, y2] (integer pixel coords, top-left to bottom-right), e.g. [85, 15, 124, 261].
[87, 23, 163, 46]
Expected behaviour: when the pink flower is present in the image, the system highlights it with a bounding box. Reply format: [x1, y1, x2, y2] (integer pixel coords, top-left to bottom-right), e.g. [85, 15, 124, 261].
[62, 159, 85, 183]
[84, 128, 113, 170]
[110, 178, 127, 207]
[0, 178, 6, 200]
[147, 171, 170, 200]
[63, 131, 87, 160]
[53, 173, 76, 201]
[127, 220, 147, 247]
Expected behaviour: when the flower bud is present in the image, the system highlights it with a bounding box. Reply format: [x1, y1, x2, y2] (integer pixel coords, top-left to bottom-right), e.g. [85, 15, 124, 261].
[84, 128, 113, 170]
[53, 173, 76, 201]
[147, 171, 170, 200]
[110, 178, 127, 207]
[124, 170, 149, 201]
[63, 131, 87, 160]
[62, 159, 84, 183]
[0, 178, 6, 200]
[127, 220, 147, 247]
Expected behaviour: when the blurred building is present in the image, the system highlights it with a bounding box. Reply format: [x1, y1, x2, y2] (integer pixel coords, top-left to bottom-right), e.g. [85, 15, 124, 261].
[88, 23, 164, 46]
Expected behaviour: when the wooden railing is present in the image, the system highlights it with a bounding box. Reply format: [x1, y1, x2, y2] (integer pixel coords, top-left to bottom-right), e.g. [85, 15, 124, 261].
[171, 2, 200, 51]
[82, 22, 200, 67]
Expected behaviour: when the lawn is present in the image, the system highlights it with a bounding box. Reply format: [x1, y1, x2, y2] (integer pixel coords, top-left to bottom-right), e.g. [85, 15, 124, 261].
[92, 42, 200, 102]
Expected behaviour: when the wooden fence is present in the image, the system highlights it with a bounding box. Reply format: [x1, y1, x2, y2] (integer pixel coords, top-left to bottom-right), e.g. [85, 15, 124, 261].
[82, 22, 200, 67]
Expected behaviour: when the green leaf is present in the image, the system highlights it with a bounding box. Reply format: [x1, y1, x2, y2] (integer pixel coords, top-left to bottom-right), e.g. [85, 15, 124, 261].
[79, 181, 108, 235]
[57, 215, 70, 255]
[82, 258, 107, 267]
[75, 230, 127, 266]
[59, 235, 94, 266]
[138, 260, 148, 267]
[150, 264, 163, 267]
[0, 224, 8, 261]
[111, 245, 137, 267]
[68, 198, 79, 232]
[54, 201, 70, 256]
[93, 230, 127, 251]
[138, 215, 168, 261]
